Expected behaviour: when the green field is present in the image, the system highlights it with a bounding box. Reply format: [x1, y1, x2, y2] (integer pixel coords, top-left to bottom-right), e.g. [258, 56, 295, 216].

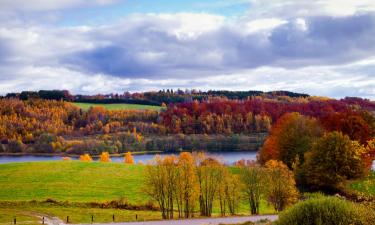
[0, 161, 145, 203]
[72, 102, 162, 111]
[0, 161, 274, 223]
[349, 171, 375, 196]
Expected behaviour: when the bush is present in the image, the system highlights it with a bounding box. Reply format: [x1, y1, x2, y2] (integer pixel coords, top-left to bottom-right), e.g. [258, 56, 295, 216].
[275, 196, 372, 225]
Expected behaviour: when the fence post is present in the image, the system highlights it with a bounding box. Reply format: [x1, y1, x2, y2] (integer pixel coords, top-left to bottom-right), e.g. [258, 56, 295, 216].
[13, 217, 16, 225]
[66, 216, 69, 224]
[136, 214, 138, 220]
[112, 214, 115, 222]
[91, 215, 94, 224]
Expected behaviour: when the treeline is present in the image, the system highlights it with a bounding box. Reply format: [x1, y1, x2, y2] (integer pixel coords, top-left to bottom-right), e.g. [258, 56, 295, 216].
[0, 98, 158, 153]
[0, 95, 374, 154]
[144, 152, 299, 219]
[161, 97, 375, 137]
[4, 90, 73, 101]
[3, 89, 311, 105]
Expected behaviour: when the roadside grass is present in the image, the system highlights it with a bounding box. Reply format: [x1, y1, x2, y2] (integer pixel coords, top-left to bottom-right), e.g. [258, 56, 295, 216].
[0, 161, 275, 222]
[72, 102, 162, 111]
[0, 208, 40, 225]
[349, 171, 375, 196]
[0, 203, 161, 224]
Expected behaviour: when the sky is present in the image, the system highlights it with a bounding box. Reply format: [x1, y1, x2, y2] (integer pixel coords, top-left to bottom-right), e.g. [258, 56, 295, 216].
[0, 0, 375, 99]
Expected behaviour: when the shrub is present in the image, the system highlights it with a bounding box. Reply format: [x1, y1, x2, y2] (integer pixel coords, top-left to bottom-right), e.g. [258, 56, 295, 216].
[99, 152, 111, 162]
[79, 153, 92, 162]
[275, 196, 372, 225]
[124, 151, 134, 164]
[304, 132, 367, 191]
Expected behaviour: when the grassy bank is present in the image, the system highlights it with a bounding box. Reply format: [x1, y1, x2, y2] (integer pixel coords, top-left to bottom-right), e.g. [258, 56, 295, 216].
[0, 161, 275, 223]
[72, 102, 162, 111]
[349, 171, 375, 196]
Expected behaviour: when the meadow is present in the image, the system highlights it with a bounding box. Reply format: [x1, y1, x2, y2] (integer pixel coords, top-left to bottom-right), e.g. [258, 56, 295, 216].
[349, 171, 375, 196]
[72, 102, 162, 111]
[0, 161, 274, 223]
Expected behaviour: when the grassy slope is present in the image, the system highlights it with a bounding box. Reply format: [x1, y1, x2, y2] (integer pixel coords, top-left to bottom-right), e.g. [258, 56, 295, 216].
[349, 171, 375, 196]
[72, 102, 162, 111]
[0, 161, 145, 203]
[0, 161, 275, 223]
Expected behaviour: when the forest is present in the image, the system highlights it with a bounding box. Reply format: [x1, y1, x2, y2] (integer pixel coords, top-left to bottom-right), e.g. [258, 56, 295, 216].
[0, 90, 374, 155]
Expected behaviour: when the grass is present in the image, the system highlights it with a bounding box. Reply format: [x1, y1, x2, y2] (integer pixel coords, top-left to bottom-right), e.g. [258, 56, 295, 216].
[349, 171, 375, 196]
[0, 203, 161, 224]
[0, 161, 146, 203]
[72, 102, 162, 111]
[0, 161, 275, 223]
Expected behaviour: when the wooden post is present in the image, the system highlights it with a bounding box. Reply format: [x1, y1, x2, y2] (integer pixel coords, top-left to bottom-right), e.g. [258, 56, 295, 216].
[66, 216, 69, 224]
[91, 215, 94, 224]
[13, 217, 16, 225]
[136, 214, 138, 220]
[112, 214, 115, 222]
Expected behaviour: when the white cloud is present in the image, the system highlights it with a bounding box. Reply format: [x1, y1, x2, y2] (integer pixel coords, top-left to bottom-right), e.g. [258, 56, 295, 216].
[1, 1, 375, 99]
[0, 0, 118, 11]
[247, 0, 375, 18]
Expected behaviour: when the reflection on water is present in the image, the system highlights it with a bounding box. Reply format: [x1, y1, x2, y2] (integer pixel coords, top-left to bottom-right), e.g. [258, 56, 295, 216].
[0, 153, 374, 169]
[0, 152, 257, 165]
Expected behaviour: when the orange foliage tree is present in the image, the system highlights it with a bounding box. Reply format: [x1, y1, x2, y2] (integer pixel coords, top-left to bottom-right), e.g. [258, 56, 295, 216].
[264, 160, 299, 212]
[124, 151, 135, 164]
[79, 154, 92, 162]
[100, 152, 111, 162]
[258, 112, 323, 168]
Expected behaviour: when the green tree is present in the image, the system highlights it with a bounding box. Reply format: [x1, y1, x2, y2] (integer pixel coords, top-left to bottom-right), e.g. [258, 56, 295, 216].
[240, 165, 265, 215]
[304, 131, 367, 191]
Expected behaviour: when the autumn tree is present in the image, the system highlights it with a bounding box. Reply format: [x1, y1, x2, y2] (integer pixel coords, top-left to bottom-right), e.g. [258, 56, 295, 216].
[124, 151, 135, 164]
[195, 154, 224, 217]
[264, 160, 299, 212]
[362, 139, 375, 170]
[304, 132, 367, 191]
[240, 164, 265, 215]
[218, 168, 241, 216]
[100, 152, 111, 162]
[320, 111, 373, 144]
[144, 155, 177, 219]
[175, 152, 198, 218]
[258, 113, 323, 168]
[79, 153, 92, 161]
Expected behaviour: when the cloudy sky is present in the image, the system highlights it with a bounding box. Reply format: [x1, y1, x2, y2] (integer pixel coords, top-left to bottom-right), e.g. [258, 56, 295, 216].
[0, 0, 374, 99]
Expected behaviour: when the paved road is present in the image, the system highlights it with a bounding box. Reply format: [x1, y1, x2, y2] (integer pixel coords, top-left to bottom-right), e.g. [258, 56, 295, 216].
[82, 215, 278, 225]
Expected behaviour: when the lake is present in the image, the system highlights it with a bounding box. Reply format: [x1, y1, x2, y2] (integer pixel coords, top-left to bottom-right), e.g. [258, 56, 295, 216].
[0, 151, 258, 165]
[1, 152, 374, 169]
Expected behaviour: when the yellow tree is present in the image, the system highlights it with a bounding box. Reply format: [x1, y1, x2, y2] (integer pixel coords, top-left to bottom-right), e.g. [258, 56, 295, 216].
[124, 151, 135, 164]
[264, 160, 299, 212]
[100, 152, 111, 162]
[195, 154, 224, 217]
[175, 152, 198, 218]
[144, 155, 177, 219]
[218, 168, 241, 216]
[79, 153, 92, 162]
